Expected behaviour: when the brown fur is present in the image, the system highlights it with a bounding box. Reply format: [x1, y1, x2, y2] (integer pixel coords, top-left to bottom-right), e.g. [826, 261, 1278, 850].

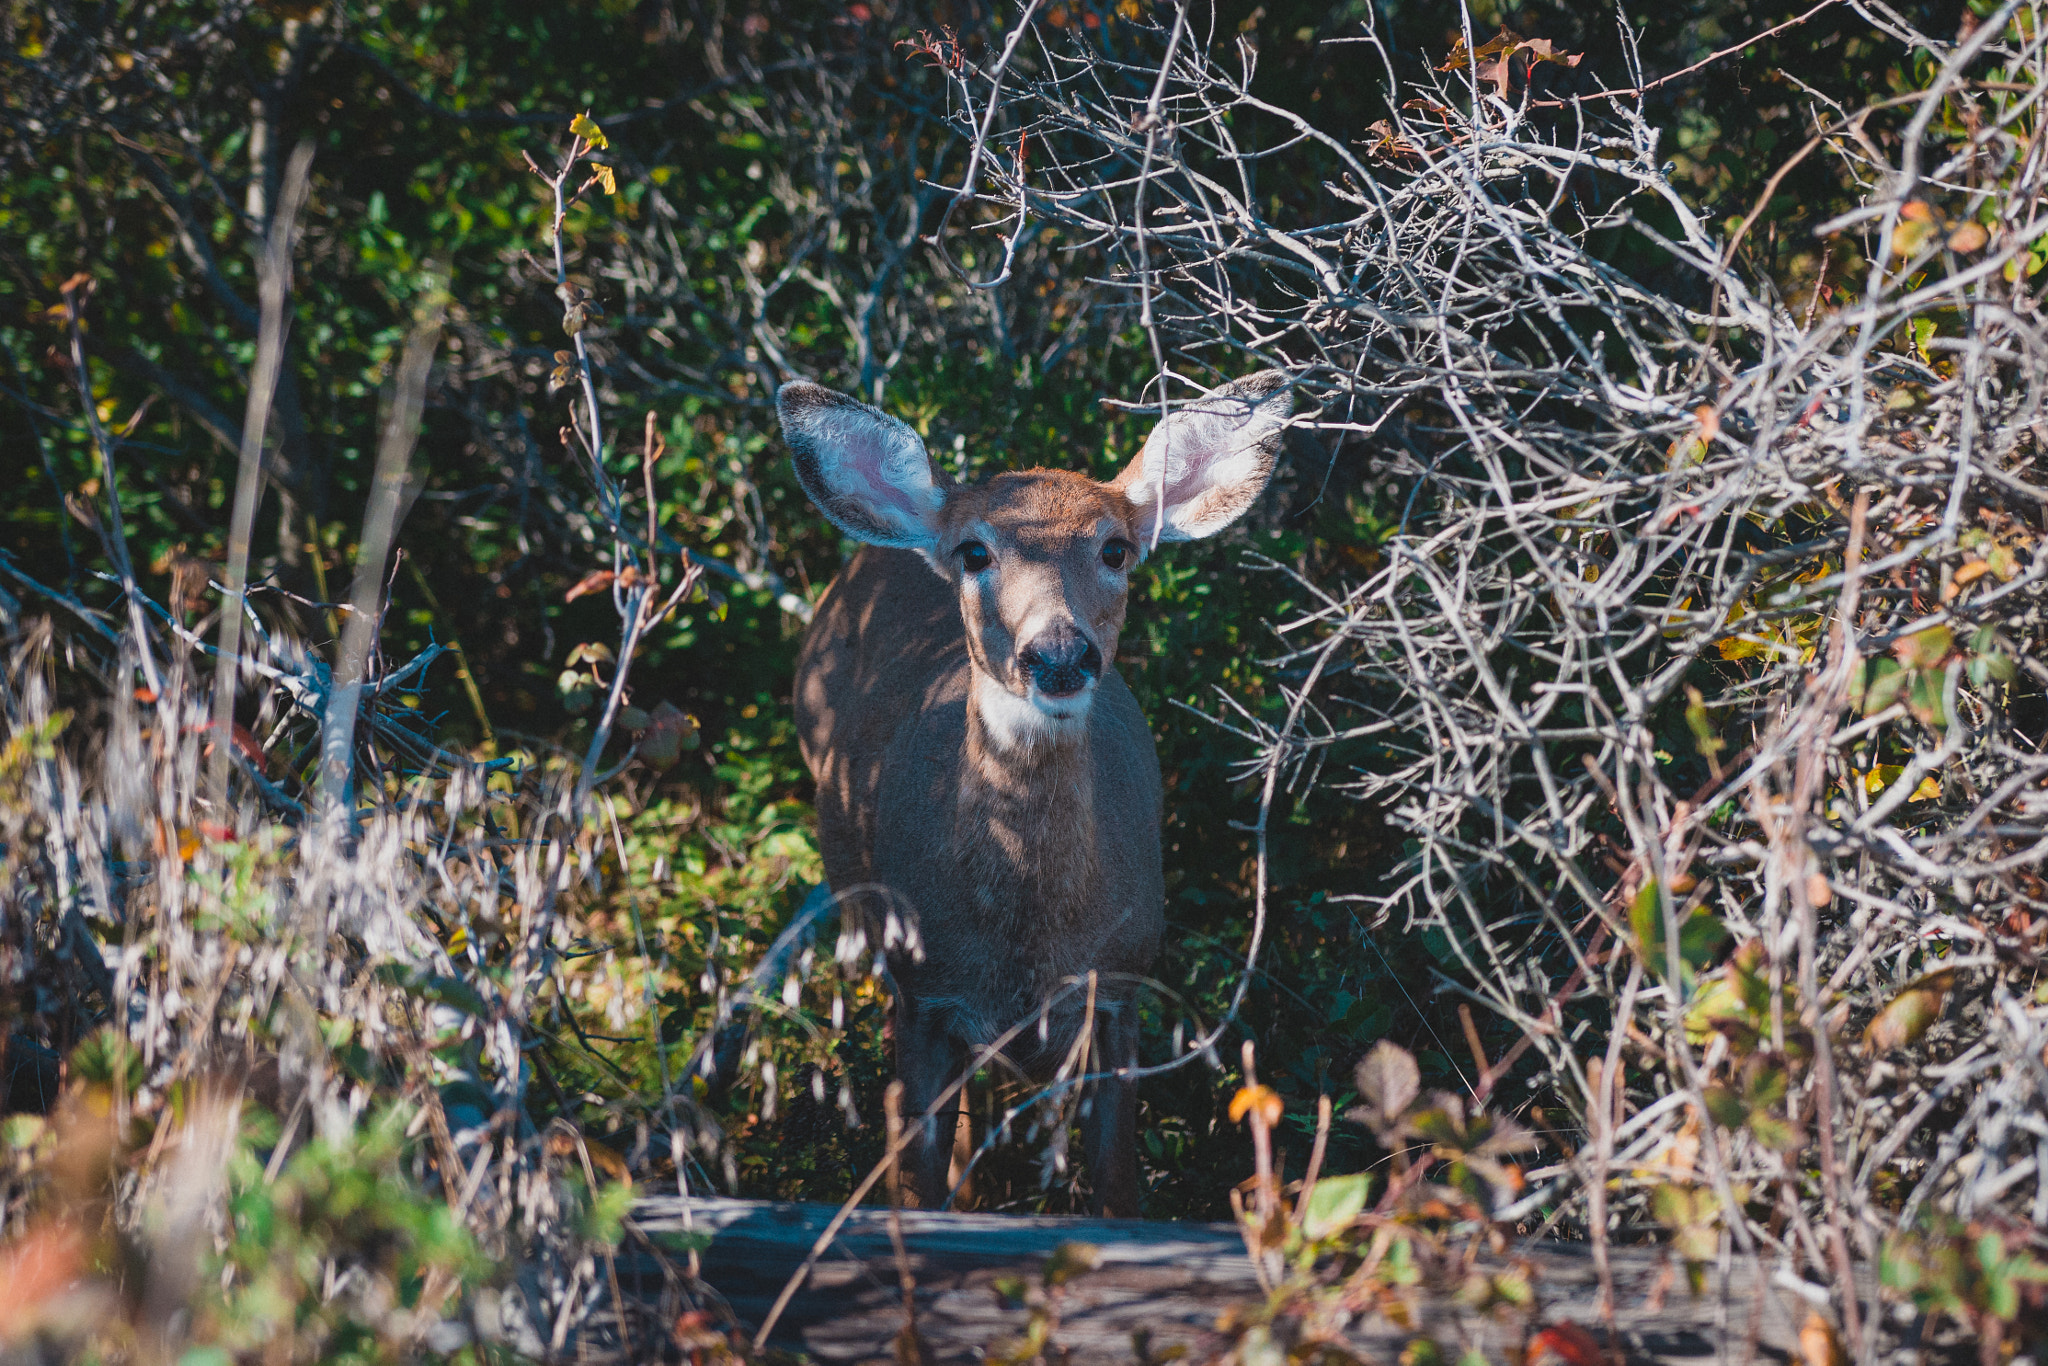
[782, 371, 1290, 1216]
[796, 473, 1163, 1216]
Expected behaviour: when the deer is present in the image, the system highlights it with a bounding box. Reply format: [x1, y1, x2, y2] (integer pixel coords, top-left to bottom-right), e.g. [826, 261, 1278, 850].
[776, 371, 1291, 1216]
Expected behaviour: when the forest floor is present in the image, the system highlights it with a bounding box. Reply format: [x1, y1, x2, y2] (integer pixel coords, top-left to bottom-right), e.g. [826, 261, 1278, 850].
[627, 1197, 1833, 1364]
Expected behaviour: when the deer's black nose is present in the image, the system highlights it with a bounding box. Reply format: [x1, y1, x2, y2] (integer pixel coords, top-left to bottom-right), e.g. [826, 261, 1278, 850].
[1020, 625, 1102, 698]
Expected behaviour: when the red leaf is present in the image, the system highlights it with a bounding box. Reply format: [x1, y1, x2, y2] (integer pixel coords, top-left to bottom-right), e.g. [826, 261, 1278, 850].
[0, 1219, 85, 1336]
[565, 570, 616, 602]
[231, 723, 266, 771]
[1529, 1321, 1607, 1366]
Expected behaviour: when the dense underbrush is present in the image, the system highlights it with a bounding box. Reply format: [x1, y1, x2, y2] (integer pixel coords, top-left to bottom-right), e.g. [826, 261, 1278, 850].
[7, 1, 2048, 1363]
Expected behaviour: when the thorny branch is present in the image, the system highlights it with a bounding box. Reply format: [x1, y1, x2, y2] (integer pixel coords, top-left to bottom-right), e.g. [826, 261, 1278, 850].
[917, 0, 2048, 1350]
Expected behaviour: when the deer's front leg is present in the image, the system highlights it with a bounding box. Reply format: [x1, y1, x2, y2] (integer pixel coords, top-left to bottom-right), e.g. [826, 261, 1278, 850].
[892, 998, 966, 1210]
[1081, 1004, 1141, 1217]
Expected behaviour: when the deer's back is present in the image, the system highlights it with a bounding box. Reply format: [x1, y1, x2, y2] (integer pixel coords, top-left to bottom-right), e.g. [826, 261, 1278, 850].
[795, 546, 964, 893]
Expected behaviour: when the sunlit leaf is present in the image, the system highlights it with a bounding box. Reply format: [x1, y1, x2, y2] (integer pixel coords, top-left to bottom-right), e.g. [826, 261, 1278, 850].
[1717, 633, 1770, 661]
[1351, 1040, 1419, 1134]
[1042, 1240, 1101, 1286]
[1889, 217, 1937, 258]
[1893, 625, 1953, 669]
[1684, 685, 1724, 758]
[1863, 969, 1954, 1053]
[1910, 316, 1937, 359]
[1228, 1083, 1283, 1127]
[1799, 1311, 1848, 1366]
[1525, 1321, 1605, 1366]
[1301, 1172, 1371, 1240]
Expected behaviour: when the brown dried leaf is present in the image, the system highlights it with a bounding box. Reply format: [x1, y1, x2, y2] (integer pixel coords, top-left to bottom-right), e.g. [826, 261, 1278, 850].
[1863, 970, 1955, 1054]
[1351, 1040, 1420, 1135]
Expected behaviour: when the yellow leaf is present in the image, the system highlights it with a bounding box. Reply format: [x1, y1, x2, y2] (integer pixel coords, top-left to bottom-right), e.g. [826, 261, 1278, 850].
[1889, 218, 1937, 258]
[1863, 764, 1938, 800]
[595, 164, 617, 196]
[1228, 1084, 1283, 1127]
[1799, 1310, 1849, 1366]
[1717, 635, 1769, 661]
[569, 112, 608, 150]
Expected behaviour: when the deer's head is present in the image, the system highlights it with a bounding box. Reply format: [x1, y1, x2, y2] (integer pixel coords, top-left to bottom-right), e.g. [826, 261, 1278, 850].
[778, 374, 1292, 747]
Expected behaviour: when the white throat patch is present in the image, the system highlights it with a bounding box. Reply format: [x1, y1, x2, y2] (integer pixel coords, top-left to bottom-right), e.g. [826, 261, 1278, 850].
[973, 672, 1091, 752]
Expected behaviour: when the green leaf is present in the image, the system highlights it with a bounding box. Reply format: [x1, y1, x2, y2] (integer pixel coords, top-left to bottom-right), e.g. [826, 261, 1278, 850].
[1650, 1181, 1716, 1230]
[1907, 668, 1947, 729]
[1747, 1114, 1800, 1153]
[412, 973, 491, 1020]
[1042, 1241, 1101, 1287]
[1911, 316, 1938, 358]
[569, 112, 608, 149]
[1980, 1234, 2023, 1320]
[578, 1177, 636, 1246]
[1863, 658, 1908, 714]
[1743, 1060, 1789, 1110]
[1679, 911, 1731, 972]
[1630, 880, 1666, 967]
[1301, 1172, 1371, 1240]
[1684, 685, 1725, 758]
[1894, 625, 1954, 669]
[2, 1115, 45, 1150]
[1398, 1337, 1445, 1366]
[649, 1228, 713, 1254]
[1702, 1084, 1747, 1130]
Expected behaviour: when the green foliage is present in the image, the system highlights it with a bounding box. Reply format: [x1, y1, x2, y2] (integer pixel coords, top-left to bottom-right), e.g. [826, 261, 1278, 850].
[1882, 1215, 2048, 1340]
[203, 1106, 488, 1363]
[8, 9, 2046, 1363]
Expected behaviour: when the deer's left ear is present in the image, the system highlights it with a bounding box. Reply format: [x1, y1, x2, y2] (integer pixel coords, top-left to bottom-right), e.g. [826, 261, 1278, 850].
[1110, 371, 1292, 543]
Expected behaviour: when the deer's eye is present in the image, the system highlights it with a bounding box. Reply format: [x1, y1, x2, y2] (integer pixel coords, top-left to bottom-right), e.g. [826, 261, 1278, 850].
[1100, 540, 1131, 571]
[957, 541, 992, 573]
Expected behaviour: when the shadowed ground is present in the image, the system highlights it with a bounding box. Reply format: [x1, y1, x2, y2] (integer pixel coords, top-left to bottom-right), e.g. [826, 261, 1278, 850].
[626, 1197, 1818, 1363]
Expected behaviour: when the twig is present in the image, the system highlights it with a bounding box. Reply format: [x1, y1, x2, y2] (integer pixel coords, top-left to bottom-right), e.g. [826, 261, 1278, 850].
[316, 306, 443, 828]
[209, 140, 314, 813]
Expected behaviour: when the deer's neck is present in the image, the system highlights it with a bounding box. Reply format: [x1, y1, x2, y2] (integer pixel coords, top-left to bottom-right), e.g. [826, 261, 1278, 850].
[957, 672, 1099, 915]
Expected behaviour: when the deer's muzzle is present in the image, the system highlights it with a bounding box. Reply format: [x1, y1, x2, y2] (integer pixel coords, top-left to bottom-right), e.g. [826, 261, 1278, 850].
[1019, 624, 1102, 699]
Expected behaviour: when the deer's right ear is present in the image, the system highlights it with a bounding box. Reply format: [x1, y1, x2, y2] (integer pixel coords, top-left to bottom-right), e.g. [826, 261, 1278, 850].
[777, 382, 949, 549]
